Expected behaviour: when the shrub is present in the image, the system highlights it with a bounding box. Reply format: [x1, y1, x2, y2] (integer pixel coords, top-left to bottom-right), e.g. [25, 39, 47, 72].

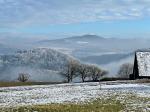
[18, 73, 30, 82]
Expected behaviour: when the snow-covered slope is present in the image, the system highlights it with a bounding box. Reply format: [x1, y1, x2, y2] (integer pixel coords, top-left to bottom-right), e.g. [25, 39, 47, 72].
[0, 48, 73, 81]
[0, 48, 72, 70]
[0, 82, 149, 108]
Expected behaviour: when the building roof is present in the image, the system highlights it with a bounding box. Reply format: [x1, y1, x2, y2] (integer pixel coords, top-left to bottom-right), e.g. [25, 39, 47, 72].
[136, 48, 150, 52]
[136, 51, 150, 77]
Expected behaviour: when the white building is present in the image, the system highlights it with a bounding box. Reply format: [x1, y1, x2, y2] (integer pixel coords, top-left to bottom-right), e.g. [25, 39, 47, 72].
[131, 50, 150, 79]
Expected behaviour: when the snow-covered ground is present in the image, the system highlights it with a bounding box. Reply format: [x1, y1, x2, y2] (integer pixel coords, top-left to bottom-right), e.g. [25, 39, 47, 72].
[0, 82, 150, 108]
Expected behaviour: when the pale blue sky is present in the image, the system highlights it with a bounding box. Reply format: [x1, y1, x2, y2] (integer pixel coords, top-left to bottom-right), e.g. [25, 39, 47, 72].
[0, 0, 150, 38]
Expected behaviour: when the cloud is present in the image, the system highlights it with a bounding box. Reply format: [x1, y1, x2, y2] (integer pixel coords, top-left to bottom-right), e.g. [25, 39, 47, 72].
[0, 0, 150, 28]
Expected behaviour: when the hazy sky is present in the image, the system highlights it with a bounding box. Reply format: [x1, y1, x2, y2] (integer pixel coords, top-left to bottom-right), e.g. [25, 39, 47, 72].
[0, 0, 150, 38]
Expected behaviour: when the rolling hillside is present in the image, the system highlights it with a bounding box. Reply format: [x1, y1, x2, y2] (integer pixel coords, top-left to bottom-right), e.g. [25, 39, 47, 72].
[0, 48, 73, 81]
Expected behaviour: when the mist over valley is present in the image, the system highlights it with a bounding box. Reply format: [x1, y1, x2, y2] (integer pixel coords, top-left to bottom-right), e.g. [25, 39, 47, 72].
[0, 34, 149, 81]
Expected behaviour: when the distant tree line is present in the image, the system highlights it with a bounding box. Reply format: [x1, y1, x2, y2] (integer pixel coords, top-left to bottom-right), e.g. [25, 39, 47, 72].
[60, 59, 108, 83]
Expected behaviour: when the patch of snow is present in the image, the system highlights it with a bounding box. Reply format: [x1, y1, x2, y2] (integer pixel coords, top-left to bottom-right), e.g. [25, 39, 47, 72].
[102, 84, 149, 89]
[0, 82, 149, 107]
[77, 41, 89, 44]
[136, 52, 150, 76]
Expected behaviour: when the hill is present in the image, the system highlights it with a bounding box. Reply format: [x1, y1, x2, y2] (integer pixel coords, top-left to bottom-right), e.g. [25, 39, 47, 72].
[0, 48, 73, 81]
[1, 34, 150, 76]
[37, 34, 150, 75]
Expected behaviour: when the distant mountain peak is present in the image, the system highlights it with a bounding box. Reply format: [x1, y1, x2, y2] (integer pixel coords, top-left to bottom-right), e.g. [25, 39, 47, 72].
[81, 34, 103, 38]
[66, 34, 104, 41]
[38, 34, 104, 44]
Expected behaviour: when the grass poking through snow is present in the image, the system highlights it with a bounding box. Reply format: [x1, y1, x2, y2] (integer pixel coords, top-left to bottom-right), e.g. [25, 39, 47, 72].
[0, 98, 124, 112]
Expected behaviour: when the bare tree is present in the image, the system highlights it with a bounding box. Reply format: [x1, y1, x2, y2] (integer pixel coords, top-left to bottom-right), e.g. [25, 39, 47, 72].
[88, 65, 108, 81]
[60, 59, 79, 83]
[100, 70, 109, 77]
[78, 64, 90, 82]
[118, 63, 133, 78]
[18, 73, 30, 82]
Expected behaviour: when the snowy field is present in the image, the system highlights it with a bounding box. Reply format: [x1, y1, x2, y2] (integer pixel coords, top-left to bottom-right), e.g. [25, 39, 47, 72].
[0, 82, 150, 109]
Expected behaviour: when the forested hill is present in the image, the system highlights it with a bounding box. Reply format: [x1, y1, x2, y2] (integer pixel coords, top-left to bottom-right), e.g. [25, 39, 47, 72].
[0, 48, 73, 71]
[0, 48, 74, 81]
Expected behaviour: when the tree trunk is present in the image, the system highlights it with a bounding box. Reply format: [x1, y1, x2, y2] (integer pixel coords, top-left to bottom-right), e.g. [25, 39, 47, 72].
[82, 76, 85, 82]
[67, 78, 70, 83]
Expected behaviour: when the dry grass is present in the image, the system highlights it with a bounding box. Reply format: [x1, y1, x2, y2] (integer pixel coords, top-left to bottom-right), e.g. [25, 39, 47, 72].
[0, 98, 124, 112]
[0, 82, 62, 87]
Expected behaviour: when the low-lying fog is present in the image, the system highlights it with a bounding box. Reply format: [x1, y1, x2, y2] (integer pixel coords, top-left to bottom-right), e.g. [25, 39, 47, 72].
[0, 34, 148, 82]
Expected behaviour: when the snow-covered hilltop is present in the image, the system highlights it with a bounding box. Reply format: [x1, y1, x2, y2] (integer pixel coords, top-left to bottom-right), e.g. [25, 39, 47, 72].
[0, 48, 73, 81]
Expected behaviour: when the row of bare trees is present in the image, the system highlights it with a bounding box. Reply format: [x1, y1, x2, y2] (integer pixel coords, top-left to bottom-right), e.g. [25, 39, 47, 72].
[17, 60, 108, 83]
[17, 61, 133, 83]
[61, 59, 108, 82]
